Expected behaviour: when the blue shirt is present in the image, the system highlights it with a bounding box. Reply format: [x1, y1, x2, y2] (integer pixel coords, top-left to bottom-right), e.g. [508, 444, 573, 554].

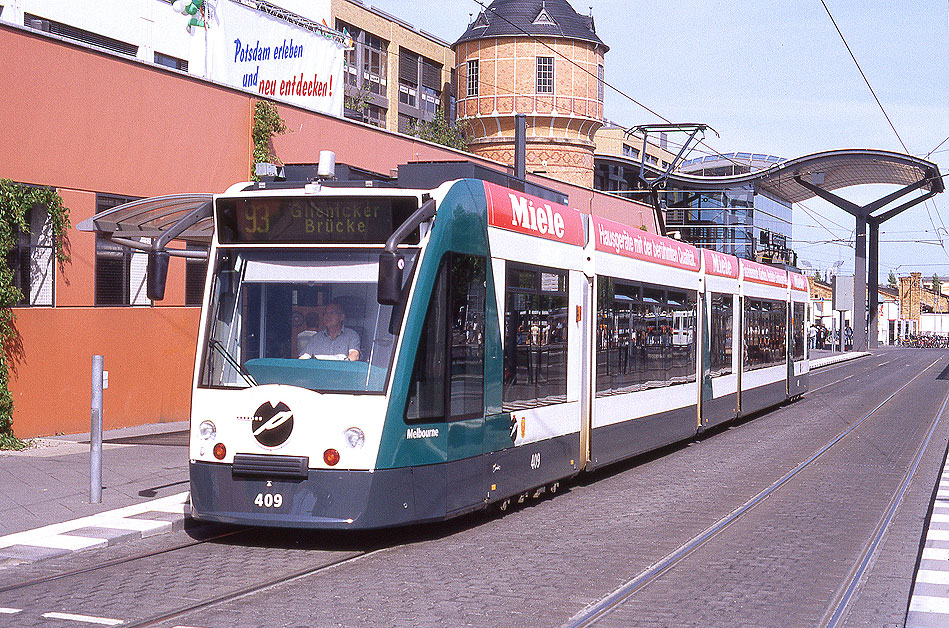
[302, 326, 361, 358]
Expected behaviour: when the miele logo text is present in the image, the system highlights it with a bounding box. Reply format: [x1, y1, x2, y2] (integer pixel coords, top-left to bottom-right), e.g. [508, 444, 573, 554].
[710, 253, 733, 276]
[406, 427, 439, 439]
[509, 194, 566, 239]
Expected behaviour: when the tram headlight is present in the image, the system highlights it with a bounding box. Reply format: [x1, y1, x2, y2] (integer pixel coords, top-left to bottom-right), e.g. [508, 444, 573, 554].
[343, 427, 365, 449]
[199, 420, 216, 441]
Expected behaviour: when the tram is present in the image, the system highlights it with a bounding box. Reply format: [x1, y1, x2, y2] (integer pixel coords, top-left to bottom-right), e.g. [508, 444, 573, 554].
[178, 170, 808, 529]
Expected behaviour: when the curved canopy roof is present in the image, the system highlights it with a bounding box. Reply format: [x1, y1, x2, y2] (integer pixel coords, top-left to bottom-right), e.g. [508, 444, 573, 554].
[454, 0, 608, 51]
[77, 193, 213, 243]
[662, 149, 944, 204]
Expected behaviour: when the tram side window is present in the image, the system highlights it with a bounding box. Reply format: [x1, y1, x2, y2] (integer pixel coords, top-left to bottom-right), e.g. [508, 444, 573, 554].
[709, 293, 733, 377]
[405, 253, 485, 422]
[792, 302, 805, 360]
[743, 297, 787, 370]
[503, 264, 568, 410]
[595, 277, 697, 396]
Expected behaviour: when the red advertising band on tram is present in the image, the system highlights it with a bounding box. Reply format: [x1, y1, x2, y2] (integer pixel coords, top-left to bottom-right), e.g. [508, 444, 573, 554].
[592, 215, 700, 272]
[740, 258, 789, 287]
[702, 249, 740, 279]
[484, 181, 585, 246]
[789, 272, 809, 292]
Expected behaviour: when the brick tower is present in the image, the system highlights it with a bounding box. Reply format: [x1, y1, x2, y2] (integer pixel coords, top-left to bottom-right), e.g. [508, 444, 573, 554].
[453, 0, 608, 188]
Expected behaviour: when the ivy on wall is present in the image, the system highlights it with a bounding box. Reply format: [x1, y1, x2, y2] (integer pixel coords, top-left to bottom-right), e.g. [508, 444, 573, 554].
[252, 100, 289, 180]
[0, 180, 70, 449]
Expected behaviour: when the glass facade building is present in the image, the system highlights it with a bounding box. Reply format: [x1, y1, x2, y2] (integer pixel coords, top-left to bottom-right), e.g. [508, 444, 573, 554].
[668, 153, 792, 260]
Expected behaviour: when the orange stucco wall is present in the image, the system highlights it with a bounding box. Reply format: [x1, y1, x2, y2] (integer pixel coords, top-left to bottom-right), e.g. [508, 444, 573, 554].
[1, 23, 658, 437]
[9, 308, 200, 437]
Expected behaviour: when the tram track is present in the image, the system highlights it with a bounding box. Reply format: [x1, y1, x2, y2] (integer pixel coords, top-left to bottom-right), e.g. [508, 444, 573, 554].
[562, 355, 947, 628]
[0, 526, 249, 595]
[121, 549, 378, 628]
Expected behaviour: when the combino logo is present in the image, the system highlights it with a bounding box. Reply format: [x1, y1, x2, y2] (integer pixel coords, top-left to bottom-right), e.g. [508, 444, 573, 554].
[406, 427, 439, 440]
[251, 401, 294, 448]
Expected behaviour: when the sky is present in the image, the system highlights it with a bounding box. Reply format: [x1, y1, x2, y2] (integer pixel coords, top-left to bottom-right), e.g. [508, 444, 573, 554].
[364, 0, 949, 281]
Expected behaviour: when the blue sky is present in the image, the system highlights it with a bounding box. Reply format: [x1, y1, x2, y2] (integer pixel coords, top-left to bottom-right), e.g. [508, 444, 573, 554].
[366, 0, 949, 279]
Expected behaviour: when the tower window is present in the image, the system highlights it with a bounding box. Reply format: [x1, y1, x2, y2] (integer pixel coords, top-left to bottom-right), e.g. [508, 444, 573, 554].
[466, 59, 479, 98]
[536, 57, 554, 94]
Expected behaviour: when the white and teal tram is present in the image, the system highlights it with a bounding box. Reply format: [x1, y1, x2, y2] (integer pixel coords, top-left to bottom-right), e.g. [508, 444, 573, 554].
[178, 174, 808, 528]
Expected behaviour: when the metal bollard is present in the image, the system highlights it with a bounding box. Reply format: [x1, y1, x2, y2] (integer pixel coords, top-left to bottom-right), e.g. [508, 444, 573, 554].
[91, 355, 103, 504]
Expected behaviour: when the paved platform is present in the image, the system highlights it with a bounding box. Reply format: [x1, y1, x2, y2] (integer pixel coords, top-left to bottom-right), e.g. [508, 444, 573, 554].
[0, 348, 878, 570]
[0, 421, 192, 568]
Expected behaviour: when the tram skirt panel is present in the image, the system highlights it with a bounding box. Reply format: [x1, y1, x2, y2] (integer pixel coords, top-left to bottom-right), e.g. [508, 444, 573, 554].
[588, 403, 697, 470]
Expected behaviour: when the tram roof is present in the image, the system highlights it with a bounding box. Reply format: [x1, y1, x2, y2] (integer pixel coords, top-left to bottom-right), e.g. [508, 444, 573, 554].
[77, 193, 214, 243]
[657, 149, 944, 204]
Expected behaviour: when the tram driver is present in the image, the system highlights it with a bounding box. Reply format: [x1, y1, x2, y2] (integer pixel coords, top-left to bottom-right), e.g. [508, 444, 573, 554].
[298, 301, 361, 361]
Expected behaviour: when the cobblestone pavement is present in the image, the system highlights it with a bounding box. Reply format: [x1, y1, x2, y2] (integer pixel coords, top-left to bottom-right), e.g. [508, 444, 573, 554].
[0, 348, 945, 628]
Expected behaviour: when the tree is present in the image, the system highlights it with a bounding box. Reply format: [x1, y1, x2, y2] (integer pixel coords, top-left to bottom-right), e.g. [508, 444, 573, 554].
[0, 181, 70, 449]
[933, 273, 942, 294]
[887, 270, 897, 288]
[408, 111, 470, 152]
[251, 100, 288, 180]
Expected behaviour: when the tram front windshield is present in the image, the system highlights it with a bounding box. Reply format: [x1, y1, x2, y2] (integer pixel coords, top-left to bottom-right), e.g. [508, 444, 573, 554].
[200, 248, 415, 394]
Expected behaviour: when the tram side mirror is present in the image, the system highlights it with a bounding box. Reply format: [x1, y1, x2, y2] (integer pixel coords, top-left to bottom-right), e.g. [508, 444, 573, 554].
[377, 251, 404, 305]
[147, 250, 170, 302]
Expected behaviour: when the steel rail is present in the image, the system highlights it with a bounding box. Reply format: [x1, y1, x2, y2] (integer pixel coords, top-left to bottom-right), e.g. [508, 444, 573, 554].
[562, 356, 943, 628]
[822, 385, 949, 627]
[121, 549, 380, 628]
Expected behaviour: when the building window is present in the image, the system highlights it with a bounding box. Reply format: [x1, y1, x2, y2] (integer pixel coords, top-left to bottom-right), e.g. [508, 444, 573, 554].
[398, 113, 418, 134]
[399, 49, 419, 107]
[7, 203, 55, 307]
[24, 13, 138, 57]
[95, 194, 148, 306]
[185, 244, 208, 307]
[503, 263, 568, 410]
[536, 56, 554, 94]
[363, 33, 388, 96]
[466, 59, 479, 98]
[154, 51, 188, 72]
[337, 20, 389, 127]
[399, 50, 442, 124]
[598, 64, 605, 102]
[364, 104, 386, 128]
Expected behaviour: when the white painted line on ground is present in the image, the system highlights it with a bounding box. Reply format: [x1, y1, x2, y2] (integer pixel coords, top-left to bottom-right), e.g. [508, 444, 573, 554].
[916, 570, 949, 585]
[89, 517, 171, 533]
[42, 611, 124, 625]
[922, 547, 949, 561]
[909, 595, 949, 614]
[0, 607, 21, 614]
[927, 528, 949, 542]
[14, 534, 107, 551]
[0, 492, 189, 550]
[930, 513, 949, 524]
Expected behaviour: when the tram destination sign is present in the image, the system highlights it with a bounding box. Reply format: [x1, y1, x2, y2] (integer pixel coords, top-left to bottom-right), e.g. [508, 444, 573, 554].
[216, 196, 420, 244]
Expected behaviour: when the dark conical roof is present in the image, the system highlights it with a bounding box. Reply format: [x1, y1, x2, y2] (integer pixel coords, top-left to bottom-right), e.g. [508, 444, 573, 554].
[454, 0, 608, 52]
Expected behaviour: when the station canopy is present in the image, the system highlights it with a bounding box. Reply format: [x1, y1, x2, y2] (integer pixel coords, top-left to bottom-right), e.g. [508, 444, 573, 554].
[664, 149, 944, 204]
[77, 193, 213, 254]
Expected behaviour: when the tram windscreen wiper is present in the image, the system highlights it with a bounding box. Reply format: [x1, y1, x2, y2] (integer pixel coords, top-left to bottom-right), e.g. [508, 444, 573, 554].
[208, 339, 258, 387]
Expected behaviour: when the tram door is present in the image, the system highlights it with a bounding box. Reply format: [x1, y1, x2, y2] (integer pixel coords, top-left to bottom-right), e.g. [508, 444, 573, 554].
[579, 275, 595, 467]
[443, 253, 487, 514]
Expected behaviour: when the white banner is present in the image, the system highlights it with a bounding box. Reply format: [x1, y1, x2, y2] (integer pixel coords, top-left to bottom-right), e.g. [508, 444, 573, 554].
[203, 0, 345, 117]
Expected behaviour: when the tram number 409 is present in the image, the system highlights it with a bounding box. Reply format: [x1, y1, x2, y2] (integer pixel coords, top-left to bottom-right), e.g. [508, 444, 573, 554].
[254, 492, 283, 508]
